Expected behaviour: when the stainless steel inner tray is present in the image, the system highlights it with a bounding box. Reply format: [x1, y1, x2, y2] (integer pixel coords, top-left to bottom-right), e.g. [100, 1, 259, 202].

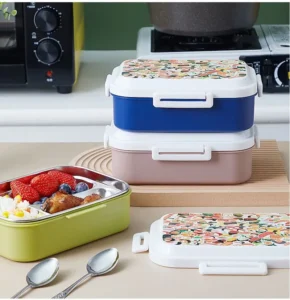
[0, 166, 130, 223]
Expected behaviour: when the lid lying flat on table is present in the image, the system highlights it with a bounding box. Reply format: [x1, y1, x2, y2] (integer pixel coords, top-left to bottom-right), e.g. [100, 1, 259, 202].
[106, 59, 263, 99]
[104, 124, 259, 152]
[132, 213, 290, 274]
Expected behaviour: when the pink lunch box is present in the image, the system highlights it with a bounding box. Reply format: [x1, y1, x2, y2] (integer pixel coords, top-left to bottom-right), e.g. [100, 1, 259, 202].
[104, 124, 260, 185]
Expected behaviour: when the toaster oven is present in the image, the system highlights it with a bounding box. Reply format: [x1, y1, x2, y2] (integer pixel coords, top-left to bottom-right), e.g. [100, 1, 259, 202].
[0, 2, 84, 93]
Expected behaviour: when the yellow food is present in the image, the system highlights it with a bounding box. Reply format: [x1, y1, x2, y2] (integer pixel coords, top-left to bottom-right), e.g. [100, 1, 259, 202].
[14, 210, 24, 217]
[2, 211, 9, 218]
[14, 195, 22, 202]
[0, 196, 43, 220]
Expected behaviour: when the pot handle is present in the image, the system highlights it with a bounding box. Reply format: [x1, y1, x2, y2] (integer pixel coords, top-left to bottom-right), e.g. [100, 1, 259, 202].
[153, 92, 214, 108]
[199, 261, 268, 276]
[132, 232, 150, 253]
[152, 145, 212, 161]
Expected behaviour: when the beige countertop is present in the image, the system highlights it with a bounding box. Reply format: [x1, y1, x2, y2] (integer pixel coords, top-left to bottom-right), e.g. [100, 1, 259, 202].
[0, 142, 289, 299]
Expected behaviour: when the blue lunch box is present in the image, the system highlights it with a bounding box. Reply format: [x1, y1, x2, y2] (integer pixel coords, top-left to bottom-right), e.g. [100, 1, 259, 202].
[105, 59, 263, 132]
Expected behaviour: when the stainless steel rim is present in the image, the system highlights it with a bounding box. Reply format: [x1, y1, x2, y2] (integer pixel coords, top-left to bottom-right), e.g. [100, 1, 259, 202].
[0, 165, 130, 224]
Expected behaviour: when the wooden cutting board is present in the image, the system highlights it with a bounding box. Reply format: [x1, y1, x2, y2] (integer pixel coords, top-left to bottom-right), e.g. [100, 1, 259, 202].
[69, 141, 289, 207]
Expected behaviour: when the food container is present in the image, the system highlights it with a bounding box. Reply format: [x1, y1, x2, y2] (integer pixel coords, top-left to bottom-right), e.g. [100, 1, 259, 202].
[132, 213, 290, 275]
[105, 59, 263, 133]
[104, 124, 260, 185]
[0, 166, 131, 262]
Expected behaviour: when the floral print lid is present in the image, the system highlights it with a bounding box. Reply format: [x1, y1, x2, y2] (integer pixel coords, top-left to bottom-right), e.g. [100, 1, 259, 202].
[162, 213, 290, 247]
[121, 59, 247, 80]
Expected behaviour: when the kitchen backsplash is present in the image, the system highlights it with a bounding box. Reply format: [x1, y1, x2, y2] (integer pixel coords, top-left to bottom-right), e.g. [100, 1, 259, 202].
[84, 2, 289, 50]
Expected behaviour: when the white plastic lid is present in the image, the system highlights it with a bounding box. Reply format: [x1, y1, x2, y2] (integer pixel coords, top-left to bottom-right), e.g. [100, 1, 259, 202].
[104, 124, 259, 152]
[106, 59, 263, 99]
[132, 213, 290, 274]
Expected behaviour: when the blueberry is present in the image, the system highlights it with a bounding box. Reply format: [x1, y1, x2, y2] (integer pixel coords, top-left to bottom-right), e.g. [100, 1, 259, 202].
[75, 182, 89, 193]
[59, 183, 72, 194]
[71, 190, 77, 194]
[40, 197, 48, 204]
[34, 201, 41, 205]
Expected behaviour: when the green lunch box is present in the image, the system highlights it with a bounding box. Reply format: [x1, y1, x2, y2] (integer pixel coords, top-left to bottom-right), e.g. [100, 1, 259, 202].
[0, 166, 131, 262]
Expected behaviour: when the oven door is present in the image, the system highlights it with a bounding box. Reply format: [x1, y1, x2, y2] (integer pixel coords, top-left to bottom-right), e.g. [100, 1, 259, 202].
[0, 2, 26, 84]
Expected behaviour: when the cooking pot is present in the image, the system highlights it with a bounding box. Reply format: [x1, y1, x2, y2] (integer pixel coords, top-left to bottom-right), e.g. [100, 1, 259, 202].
[148, 3, 260, 36]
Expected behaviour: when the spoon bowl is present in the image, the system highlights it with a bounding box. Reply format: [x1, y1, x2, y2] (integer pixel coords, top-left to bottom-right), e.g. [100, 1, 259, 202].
[27, 257, 59, 287]
[11, 258, 59, 298]
[87, 248, 119, 276]
[53, 248, 119, 298]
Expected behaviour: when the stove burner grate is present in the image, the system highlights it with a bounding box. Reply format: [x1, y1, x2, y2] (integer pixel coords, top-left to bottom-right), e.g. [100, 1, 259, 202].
[151, 29, 262, 52]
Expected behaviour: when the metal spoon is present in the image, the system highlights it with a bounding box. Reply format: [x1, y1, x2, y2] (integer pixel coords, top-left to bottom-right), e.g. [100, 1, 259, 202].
[12, 258, 59, 299]
[52, 248, 119, 299]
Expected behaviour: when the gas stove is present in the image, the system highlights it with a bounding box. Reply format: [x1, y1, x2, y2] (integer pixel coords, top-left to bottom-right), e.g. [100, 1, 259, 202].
[151, 28, 262, 52]
[137, 25, 289, 93]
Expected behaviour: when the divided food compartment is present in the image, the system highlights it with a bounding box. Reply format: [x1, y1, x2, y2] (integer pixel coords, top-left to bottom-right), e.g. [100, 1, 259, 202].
[0, 166, 131, 262]
[0, 166, 129, 223]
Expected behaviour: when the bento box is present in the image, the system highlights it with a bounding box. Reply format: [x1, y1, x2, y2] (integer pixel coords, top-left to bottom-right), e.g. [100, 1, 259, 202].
[104, 124, 260, 185]
[105, 59, 263, 133]
[132, 213, 290, 275]
[0, 166, 131, 262]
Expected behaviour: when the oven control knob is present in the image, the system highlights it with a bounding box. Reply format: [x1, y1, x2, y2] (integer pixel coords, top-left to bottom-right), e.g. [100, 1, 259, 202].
[35, 39, 62, 65]
[34, 8, 59, 32]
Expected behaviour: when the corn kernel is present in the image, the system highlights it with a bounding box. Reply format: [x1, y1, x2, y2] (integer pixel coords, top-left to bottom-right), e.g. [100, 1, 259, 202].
[14, 195, 22, 202]
[14, 210, 24, 217]
[2, 211, 9, 218]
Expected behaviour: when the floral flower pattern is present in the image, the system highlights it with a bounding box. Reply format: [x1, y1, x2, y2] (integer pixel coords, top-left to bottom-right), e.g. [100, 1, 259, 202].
[162, 213, 290, 246]
[121, 59, 247, 79]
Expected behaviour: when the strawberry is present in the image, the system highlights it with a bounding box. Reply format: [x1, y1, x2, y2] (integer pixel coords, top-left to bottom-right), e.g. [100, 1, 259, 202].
[31, 174, 59, 197]
[18, 174, 38, 184]
[0, 182, 10, 192]
[10, 180, 40, 204]
[48, 171, 77, 189]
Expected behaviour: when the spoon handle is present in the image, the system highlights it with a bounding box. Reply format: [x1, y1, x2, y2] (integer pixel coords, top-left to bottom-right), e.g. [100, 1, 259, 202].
[52, 273, 91, 299]
[11, 285, 31, 299]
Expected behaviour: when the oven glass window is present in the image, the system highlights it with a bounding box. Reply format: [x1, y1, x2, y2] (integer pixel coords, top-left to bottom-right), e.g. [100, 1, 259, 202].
[0, 2, 17, 50]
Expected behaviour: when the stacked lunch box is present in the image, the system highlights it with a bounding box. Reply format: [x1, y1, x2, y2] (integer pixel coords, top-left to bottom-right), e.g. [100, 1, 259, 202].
[105, 59, 263, 184]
